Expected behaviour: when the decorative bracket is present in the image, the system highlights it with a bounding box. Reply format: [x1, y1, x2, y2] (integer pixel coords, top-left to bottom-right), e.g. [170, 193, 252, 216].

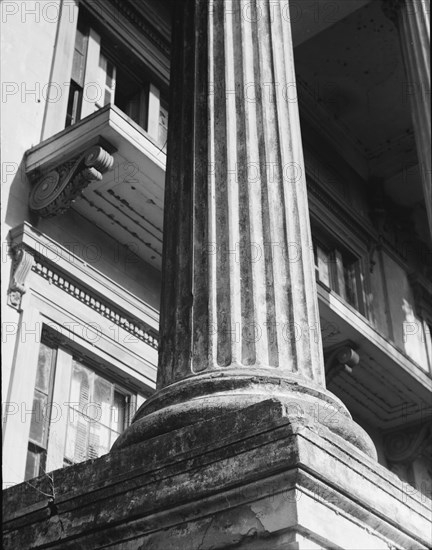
[325, 344, 360, 384]
[384, 424, 432, 485]
[7, 246, 35, 310]
[29, 145, 114, 218]
[384, 424, 432, 464]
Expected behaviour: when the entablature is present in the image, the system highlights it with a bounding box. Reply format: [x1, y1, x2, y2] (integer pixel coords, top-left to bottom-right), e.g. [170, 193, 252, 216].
[8, 221, 160, 350]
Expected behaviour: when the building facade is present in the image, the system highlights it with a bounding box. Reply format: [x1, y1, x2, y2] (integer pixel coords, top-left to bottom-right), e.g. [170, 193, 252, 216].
[2, 0, 431, 548]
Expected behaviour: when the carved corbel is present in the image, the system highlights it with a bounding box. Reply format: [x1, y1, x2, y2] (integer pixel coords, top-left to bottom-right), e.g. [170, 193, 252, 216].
[384, 424, 432, 464]
[325, 344, 360, 384]
[8, 246, 35, 309]
[29, 145, 114, 218]
[384, 424, 432, 485]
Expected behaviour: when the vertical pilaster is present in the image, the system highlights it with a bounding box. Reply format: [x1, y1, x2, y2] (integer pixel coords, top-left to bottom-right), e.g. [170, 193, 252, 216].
[384, 0, 431, 235]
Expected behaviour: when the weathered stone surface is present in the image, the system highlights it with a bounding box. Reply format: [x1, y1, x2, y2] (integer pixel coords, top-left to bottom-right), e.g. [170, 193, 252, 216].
[158, 0, 323, 384]
[115, 0, 376, 461]
[3, 401, 431, 549]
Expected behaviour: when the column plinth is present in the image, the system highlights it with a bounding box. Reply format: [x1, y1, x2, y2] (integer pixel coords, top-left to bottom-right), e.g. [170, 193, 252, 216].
[114, 0, 376, 459]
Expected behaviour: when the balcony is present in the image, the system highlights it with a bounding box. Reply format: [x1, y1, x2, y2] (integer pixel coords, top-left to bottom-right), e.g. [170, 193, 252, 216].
[25, 104, 165, 270]
[319, 283, 432, 430]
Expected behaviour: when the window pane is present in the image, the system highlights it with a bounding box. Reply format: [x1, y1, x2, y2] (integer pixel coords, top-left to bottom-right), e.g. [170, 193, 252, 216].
[65, 413, 89, 463]
[65, 82, 83, 127]
[89, 423, 110, 459]
[70, 362, 92, 409]
[64, 361, 132, 464]
[25, 448, 41, 481]
[25, 444, 46, 481]
[71, 22, 88, 86]
[28, 392, 48, 446]
[158, 103, 168, 151]
[93, 376, 113, 427]
[316, 245, 331, 287]
[71, 50, 86, 86]
[98, 54, 116, 108]
[35, 343, 54, 394]
[344, 263, 358, 309]
[111, 391, 126, 433]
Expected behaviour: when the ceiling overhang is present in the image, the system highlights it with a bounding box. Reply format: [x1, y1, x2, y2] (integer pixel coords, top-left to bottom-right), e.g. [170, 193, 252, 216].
[318, 284, 432, 430]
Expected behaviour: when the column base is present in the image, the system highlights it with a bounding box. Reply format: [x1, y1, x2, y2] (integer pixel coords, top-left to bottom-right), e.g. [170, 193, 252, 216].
[4, 399, 430, 549]
[113, 369, 377, 459]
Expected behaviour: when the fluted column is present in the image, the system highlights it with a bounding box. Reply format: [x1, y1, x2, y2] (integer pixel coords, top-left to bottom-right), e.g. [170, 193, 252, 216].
[384, 0, 431, 236]
[161, 0, 323, 386]
[114, 0, 375, 458]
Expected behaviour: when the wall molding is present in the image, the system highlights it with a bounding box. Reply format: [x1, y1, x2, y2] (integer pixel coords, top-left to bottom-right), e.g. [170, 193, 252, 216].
[31, 255, 158, 349]
[7, 246, 35, 310]
[8, 223, 160, 349]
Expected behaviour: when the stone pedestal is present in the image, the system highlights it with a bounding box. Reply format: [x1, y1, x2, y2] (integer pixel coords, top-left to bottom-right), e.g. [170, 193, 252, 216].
[3, 400, 431, 549]
[114, 0, 375, 460]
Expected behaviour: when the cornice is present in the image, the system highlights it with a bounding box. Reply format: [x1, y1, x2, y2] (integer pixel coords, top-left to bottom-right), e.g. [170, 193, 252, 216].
[112, 0, 170, 55]
[8, 222, 160, 347]
[31, 253, 159, 350]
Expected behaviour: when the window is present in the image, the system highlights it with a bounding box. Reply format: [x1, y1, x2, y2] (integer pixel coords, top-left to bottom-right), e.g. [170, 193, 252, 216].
[65, 10, 168, 150]
[25, 343, 57, 481]
[313, 235, 366, 314]
[64, 360, 129, 465]
[24, 334, 140, 480]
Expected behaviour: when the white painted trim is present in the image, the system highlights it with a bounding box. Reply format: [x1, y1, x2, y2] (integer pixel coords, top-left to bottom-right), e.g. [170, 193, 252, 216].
[2, 297, 42, 487]
[147, 83, 161, 141]
[9, 222, 159, 330]
[41, 0, 80, 140]
[30, 288, 157, 392]
[45, 348, 73, 473]
[81, 28, 102, 118]
[26, 105, 166, 174]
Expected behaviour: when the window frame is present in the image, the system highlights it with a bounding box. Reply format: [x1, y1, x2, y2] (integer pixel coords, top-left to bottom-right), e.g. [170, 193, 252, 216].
[312, 227, 369, 318]
[24, 342, 58, 481]
[24, 327, 141, 480]
[65, 7, 168, 147]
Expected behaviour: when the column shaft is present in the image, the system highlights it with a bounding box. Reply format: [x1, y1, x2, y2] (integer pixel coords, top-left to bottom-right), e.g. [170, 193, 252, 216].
[160, 0, 323, 388]
[114, 0, 376, 459]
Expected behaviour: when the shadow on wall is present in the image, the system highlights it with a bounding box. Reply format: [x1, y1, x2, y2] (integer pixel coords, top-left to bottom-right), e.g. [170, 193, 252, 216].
[4, 156, 39, 230]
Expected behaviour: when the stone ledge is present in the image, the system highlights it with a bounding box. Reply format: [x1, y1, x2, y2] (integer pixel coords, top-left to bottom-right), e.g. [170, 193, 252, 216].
[3, 399, 431, 549]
